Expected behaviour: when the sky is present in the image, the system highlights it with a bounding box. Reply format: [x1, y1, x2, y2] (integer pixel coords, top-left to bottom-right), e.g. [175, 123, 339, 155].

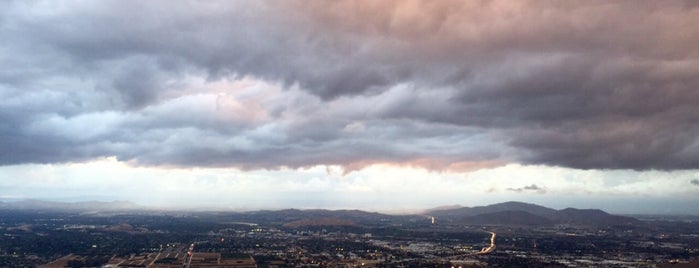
[1, 0, 699, 214]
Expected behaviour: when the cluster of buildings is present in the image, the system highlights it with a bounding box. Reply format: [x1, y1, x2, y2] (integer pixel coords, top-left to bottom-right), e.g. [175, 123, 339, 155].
[31, 218, 699, 268]
[40, 251, 258, 268]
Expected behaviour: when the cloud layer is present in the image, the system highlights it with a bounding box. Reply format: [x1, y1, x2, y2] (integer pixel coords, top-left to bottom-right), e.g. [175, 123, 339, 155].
[2, 0, 699, 170]
[507, 184, 546, 194]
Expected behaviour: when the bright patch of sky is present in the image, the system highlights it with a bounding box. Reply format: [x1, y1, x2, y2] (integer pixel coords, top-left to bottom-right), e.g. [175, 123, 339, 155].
[2, 158, 697, 214]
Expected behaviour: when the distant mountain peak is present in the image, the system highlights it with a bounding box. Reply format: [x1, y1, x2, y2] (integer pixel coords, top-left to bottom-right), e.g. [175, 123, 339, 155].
[426, 201, 638, 227]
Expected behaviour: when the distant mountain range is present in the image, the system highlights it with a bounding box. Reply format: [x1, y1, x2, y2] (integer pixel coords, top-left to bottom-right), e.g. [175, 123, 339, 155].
[0, 199, 637, 227]
[221, 208, 406, 227]
[425, 201, 638, 227]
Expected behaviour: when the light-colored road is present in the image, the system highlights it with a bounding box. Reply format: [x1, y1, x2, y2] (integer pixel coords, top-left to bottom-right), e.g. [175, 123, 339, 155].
[447, 230, 497, 259]
[183, 243, 194, 268]
[477, 231, 496, 254]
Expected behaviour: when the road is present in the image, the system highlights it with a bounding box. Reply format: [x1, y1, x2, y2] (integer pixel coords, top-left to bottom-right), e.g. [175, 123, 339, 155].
[477, 231, 496, 254]
[447, 230, 497, 259]
[183, 243, 194, 268]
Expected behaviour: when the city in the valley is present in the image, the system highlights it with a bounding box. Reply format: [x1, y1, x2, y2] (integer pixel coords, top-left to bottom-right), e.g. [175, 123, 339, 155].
[1, 201, 698, 267]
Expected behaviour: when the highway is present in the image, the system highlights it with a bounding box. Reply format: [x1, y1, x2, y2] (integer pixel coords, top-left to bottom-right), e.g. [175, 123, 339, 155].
[183, 243, 194, 268]
[428, 216, 497, 258]
[447, 230, 497, 259]
[476, 231, 496, 254]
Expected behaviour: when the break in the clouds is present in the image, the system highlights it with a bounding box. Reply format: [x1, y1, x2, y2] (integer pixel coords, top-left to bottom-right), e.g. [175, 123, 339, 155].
[2, 1, 699, 172]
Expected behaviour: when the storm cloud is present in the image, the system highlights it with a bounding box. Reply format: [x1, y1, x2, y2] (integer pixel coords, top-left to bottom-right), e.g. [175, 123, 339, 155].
[1, 0, 698, 170]
[506, 184, 546, 194]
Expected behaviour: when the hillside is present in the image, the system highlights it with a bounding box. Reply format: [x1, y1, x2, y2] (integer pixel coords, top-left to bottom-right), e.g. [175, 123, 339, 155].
[426, 201, 638, 226]
[461, 210, 554, 226]
[0, 199, 638, 227]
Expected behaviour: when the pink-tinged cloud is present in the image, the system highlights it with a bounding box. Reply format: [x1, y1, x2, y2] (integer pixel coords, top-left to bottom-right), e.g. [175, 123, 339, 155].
[0, 0, 698, 171]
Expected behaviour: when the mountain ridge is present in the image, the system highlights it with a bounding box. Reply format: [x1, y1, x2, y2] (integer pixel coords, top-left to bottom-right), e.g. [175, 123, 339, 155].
[0, 199, 638, 227]
[425, 201, 638, 226]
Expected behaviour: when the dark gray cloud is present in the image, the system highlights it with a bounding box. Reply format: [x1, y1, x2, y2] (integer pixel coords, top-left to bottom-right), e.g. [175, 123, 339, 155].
[1, 0, 698, 170]
[691, 179, 699, 186]
[506, 184, 546, 194]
